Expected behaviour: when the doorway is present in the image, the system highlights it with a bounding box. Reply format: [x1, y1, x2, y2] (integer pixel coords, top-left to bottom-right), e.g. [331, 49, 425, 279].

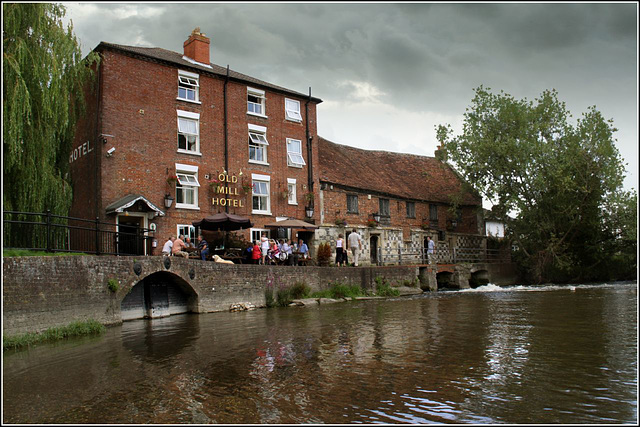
[117, 215, 144, 255]
[370, 235, 379, 265]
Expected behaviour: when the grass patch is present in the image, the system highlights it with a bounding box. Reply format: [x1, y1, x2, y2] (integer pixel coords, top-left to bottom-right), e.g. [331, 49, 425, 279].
[375, 276, 401, 297]
[3, 319, 106, 352]
[310, 281, 369, 300]
[3, 249, 87, 257]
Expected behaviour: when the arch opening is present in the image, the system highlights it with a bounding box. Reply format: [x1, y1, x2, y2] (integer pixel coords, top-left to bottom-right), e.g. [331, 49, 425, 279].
[436, 271, 455, 289]
[470, 270, 490, 289]
[121, 271, 199, 321]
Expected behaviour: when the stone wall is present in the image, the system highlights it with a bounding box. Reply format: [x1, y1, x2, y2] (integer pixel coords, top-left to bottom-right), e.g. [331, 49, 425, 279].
[2, 256, 421, 336]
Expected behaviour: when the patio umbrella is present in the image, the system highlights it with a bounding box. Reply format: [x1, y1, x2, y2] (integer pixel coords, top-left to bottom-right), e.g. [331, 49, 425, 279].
[264, 218, 318, 230]
[193, 212, 253, 231]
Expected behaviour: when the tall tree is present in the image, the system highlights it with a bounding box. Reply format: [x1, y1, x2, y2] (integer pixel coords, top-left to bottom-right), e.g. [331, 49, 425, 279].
[436, 87, 628, 283]
[3, 3, 98, 216]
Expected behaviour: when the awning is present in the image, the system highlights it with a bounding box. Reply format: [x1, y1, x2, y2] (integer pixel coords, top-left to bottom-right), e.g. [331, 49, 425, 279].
[193, 212, 253, 231]
[264, 218, 318, 230]
[105, 194, 165, 216]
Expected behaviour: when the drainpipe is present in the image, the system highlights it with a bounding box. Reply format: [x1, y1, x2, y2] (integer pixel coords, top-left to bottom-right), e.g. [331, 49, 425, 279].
[224, 65, 229, 213]
[305, 87, 313, 198]
[94, 56, 103, 220]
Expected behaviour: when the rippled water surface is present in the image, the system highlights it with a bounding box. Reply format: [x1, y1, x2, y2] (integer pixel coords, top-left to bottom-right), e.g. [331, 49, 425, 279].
[3, 282, 637, 424]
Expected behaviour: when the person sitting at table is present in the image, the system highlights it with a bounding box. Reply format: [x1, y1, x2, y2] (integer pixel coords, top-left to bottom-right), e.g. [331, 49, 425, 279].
[267, 239, 280, 264]
[298, 239, 309, 264]
[282, 239, 293, 265]
[162, 236, 175, 256]
[197, 234, 209, 261]
[185, 236, 196, 249]
[172, 234, 189, 258]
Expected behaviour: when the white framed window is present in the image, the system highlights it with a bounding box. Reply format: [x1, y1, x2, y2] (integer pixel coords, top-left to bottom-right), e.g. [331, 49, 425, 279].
[177, 224, 196, 241]
[177, 70, 200, 103]
[175, 163, 200, 209]
[286, 138, 306, 168]
[252, 173, 271, 215]
[251, 228, 271, 244]
[177, 110, 200, 154]
[287, 178, 297, 205]
[285, 98, 302, 122]
[247, 87, 266, 117]
[248, 124, 269, 164]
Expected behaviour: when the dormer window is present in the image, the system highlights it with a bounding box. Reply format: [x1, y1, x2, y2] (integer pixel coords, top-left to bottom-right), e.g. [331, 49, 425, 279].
[247, 87, 266, 117]
[178, 70, 199, 102]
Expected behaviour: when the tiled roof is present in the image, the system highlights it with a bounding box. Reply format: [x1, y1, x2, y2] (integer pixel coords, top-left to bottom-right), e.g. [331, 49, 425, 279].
[318, 136, 482, 206]
[96, 42, 322, 103]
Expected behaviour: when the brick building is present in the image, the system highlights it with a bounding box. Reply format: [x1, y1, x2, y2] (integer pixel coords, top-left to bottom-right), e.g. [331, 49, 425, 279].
[70, 28, 485, 262]
[70, 28, 322, 254]
[316, 137, 484, 265]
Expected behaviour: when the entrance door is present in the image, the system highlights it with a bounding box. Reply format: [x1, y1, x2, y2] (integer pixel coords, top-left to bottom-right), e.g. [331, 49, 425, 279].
[370, 235, 378, 265]
[118, 215, 144, 255]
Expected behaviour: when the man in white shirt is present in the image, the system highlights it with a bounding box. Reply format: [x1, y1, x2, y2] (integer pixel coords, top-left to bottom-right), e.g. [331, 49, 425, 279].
[347, 229, 363, 267]
[162, 236, 175, 256]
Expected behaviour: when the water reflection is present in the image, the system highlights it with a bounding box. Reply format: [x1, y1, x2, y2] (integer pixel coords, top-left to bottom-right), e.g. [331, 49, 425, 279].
[2, 282, 637, 424]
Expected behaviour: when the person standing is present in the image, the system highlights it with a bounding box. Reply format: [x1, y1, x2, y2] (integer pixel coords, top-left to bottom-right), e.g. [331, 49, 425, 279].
[172, 234, 189, 258]
[347, 229, 362, 267]
[197, 234, 209, 261]
[335, 234, 345, 266]
[298, 239, 309, 264]
[162, 236, 175, 256]
[260, 233, 269, 265]
[426, 235, 436, 264]
[251, 240, 262, 264]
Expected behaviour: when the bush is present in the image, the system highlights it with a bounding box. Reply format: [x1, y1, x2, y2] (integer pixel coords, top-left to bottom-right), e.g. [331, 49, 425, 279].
[107, 278, 119, 293]
[374, 276, 400, 297]
[289, 282, 311, 299]
[311, 281, 367, 300]
[317, 242, 332, 266]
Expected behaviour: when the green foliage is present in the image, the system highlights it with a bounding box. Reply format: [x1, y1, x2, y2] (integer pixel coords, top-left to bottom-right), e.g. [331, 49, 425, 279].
[374, 276, 400, 297]
[289, 282, 311, 299]
[3, 319, 106, 351]
[437, 86, 629, 283]
[317, 242, 332, 266]
[107, 278, 119, 293]
[3, 3, 99, 219]
[310, 281, 367, 300]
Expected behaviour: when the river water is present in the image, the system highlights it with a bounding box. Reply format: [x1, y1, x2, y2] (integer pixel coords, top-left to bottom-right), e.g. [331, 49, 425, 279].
[3, 282, 637, 424]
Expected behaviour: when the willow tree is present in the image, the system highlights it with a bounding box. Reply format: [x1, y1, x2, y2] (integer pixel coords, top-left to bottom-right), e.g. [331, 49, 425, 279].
[3, 3, 98, 217]
[436, 87, 627, 283]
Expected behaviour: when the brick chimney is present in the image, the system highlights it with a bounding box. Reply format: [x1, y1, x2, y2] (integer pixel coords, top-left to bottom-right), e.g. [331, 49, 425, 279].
[183, 27, 210, 64]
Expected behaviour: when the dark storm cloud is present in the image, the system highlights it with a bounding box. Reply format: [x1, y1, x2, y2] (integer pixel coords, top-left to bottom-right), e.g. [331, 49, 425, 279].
[64, 2, 637, 189]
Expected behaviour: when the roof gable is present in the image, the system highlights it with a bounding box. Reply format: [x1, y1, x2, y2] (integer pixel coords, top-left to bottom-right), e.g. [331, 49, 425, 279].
[318, 137, 481, 206]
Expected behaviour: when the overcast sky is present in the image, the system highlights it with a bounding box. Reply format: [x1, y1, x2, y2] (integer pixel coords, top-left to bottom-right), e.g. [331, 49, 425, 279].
[62, 2, 638, 195]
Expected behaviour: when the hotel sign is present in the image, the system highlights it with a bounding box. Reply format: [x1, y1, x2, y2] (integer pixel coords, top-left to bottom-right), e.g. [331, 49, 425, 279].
[211, 172, 245, 207]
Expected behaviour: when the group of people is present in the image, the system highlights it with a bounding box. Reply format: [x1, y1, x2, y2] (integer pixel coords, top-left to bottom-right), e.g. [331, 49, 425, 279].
[161, 234, 209, 260]
[334, 228, 364, 267]
[160, 228, 430, 266]
[249, 234, 309, 265]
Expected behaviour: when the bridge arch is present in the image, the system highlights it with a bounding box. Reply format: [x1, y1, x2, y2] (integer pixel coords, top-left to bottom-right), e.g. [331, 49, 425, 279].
[121, 270, 199, 321]
[469, 269, 490, 288]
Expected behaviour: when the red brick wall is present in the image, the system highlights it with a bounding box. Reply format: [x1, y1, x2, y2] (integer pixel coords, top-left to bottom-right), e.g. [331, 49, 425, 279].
[71, 48, 320, 253]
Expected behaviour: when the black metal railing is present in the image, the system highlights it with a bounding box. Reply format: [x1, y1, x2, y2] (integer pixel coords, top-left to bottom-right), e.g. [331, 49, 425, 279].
[3, 210, 153, 256]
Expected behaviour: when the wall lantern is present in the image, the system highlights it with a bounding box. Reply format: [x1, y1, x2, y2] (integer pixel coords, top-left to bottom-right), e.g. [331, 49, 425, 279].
[372, 212, 381, 223]
[164, 194, 174, 208]
[305, 205, 314, 218]
[451, 219, 458, 229]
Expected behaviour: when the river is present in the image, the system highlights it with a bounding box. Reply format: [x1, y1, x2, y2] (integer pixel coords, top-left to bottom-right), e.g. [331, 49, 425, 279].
[2, 281, 637, 424]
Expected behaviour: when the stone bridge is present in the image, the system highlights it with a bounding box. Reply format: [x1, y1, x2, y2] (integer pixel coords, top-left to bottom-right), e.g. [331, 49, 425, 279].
[2, 256, 519, 336]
